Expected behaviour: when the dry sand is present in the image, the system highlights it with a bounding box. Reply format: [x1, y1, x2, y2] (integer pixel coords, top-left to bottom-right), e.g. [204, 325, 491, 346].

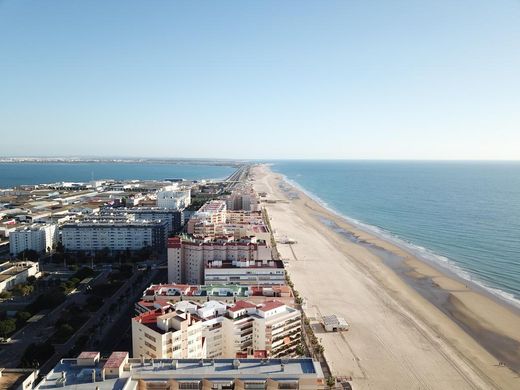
[252, 164, 520, 390]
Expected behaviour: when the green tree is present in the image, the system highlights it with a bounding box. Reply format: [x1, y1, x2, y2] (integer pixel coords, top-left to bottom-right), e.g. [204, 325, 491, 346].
[13, 283, 34, 297]
[16, 311, 32, 324]
[326, 376, 336, 389]
[0, 291, 12, 300]
[0, 319, 16, 338]
[17, 249, 39, 261]
[20, 343, 55, 368]
[56, 323, 74, 342]
[55, 242, 64, 253]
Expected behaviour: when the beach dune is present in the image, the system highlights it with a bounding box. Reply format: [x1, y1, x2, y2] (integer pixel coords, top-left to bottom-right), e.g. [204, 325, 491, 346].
[252, 164, 520, 390]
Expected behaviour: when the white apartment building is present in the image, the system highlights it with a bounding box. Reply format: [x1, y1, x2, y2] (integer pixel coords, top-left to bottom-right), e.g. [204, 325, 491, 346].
[167, 236, 273, 284]
[188, 209, 269, 240]
[99, 207, 184, 233]
[132, 308, 205, 360]
[132, 299, 301, 360]
[224, 189, 260, 211]
[156, 185, 191, 209]
[9, 224, 57, 256]
[205, 258, 286, 286]
[0, 261, 40, 293]
[61, 219, 168, 256]
[186, 200, 227, 235]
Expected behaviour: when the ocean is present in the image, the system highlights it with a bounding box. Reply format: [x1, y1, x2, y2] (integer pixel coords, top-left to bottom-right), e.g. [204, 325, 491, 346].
[0, 162, 236, 188]
[271, 160, 520, 308]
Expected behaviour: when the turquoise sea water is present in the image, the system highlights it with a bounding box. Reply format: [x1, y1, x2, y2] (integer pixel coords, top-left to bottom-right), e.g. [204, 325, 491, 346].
[0, 162, 235, 188]
[271, 161, 520, 307]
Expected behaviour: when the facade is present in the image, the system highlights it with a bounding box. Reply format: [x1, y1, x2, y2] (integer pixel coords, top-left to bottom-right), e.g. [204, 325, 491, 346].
[132, 299, 301, 360]
[186, 200, 227, 236]
[136, 283, 294, 312]
[167, 236, 272, 285]
[188, 208, 269, 240]
[9, 224, 57, 256]
[204, 259, 285, 286]
[100, 207, 184, 233]
[156, 185, 191, 209]
[0, 368, 38, 390]
[0, 261, 40, 293]
[35, 354, 325, 389]
[132, 309, 205, 360]
[61, 219, 168, 257]
[224, 189, 260, 211]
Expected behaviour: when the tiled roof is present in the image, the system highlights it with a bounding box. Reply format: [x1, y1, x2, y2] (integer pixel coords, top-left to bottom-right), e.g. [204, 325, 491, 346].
[104, 351, 128, 369]
[258, 300, 285, 312]
[228, 300, 257, 312]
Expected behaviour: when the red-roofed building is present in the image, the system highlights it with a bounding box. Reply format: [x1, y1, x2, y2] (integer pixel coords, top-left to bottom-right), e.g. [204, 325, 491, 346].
[132, 307, 205, 360]
[77, 351, 100, 366]
[132, 298, 301, 360]
[103, 352, 128, 379]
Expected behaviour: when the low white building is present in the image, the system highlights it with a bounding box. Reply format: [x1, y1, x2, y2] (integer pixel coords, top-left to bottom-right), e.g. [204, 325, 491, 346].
[0, 261, 40, 293]
[35, 353, 325, 390]
[322, 314, 350, 332]
[9, 224, 57, 256]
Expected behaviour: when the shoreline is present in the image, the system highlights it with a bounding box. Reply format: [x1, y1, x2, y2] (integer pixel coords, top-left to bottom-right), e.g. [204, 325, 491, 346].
[278, 170, 520, 312]
[252, 163, 520, 389]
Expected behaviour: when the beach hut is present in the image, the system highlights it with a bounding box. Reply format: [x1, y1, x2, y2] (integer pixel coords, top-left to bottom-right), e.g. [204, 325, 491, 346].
[322, 314, 350, 332]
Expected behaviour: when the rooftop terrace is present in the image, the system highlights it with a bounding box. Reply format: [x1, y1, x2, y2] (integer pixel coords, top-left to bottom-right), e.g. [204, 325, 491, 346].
[36, 357, 323, 389]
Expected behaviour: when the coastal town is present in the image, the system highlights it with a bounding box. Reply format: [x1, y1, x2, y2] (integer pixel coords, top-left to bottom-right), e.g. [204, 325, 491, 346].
[0, 164, 340, 390]
[0, 163, 519, 390]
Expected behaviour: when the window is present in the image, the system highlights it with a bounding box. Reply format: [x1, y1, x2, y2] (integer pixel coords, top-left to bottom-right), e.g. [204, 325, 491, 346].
[144, 341, 156, 351]
[144, 333, 156, 342]
[178, 381, 201, 390]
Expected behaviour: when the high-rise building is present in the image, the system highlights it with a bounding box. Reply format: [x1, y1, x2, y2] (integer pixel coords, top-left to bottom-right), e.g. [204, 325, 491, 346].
[167, 236, 273, 284]
[61, 219, 168, 257]
[132, 299, 301, 360]
[9, 224, 57, 256]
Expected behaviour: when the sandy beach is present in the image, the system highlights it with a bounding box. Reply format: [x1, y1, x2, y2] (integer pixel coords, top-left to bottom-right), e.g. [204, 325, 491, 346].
[252, 164, 520, 390]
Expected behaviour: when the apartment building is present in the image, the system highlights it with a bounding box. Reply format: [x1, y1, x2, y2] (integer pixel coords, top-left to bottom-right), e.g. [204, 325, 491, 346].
[99, 207, 184, 233]
[61, 219, 168, 257]
[36, 353, 325, 390]
[9, 224, 57, 256]
[132, 299, 301, 360]
[205, 258, 285, 286]
[156, 185, 191, 209]
[224, 189, 260, 211]
[186, 200, 227, 236]
[188, 209, 269, 240]
[167, 236, 272, 284]
[135, 283, 293, 312]
[132, 308, 205, 360]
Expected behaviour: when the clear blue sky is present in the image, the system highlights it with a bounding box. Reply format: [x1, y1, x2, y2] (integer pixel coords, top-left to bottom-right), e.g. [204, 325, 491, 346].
[1, 0, 519, 160]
